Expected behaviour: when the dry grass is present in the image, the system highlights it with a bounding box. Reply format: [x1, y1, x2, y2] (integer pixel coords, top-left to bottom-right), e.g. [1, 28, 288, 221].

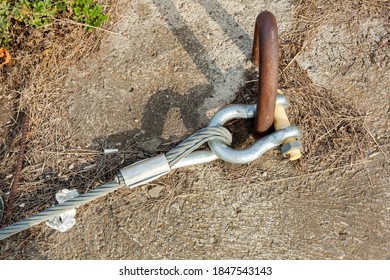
[278, 0, 389, 168]
[0, 1, 127, 225]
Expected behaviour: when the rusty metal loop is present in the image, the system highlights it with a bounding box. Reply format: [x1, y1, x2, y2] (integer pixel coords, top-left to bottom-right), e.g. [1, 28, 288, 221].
[252, 11, 279, 137]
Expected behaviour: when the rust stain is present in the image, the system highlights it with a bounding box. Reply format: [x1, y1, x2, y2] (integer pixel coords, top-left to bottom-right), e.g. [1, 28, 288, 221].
[5, 111, 29, 221]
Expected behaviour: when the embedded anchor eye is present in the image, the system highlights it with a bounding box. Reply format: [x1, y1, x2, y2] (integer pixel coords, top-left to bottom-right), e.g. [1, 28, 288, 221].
[251, 11, 302, 160]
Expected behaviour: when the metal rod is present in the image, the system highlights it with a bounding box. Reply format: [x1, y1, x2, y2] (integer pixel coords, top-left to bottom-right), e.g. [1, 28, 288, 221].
[171, 151, 218, 169]
[6, 111, 29, 222]
[252, 11, 279, 137]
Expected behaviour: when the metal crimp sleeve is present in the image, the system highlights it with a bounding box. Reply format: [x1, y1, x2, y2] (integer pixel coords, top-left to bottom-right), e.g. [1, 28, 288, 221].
[118, 154, 171, 188]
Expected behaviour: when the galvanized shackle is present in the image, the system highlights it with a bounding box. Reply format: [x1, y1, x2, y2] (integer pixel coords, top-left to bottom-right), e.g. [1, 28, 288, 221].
[207, 95, 302, 164]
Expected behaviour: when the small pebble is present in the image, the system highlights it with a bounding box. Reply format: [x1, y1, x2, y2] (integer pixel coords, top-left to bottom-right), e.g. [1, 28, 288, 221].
[209, 237, 217, 244]
[148, 186, 164, 198]
[171, 203, 181, 212]
[137, 137, 162, 154]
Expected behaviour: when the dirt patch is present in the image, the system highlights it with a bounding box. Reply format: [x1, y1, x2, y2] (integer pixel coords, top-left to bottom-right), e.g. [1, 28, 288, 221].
[0, 0, 389, 259]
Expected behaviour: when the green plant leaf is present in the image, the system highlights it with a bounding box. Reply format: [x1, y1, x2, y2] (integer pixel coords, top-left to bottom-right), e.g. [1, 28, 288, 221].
[1, 0, 109, 47]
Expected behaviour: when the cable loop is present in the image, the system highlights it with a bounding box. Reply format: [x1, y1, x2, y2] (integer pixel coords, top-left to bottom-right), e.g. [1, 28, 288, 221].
[166, 126, 232, 167]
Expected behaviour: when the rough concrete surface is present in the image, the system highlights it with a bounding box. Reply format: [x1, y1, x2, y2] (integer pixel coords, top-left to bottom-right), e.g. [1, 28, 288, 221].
[67, 0, 295, 145]
[297, 17, 389, 139]
[2, 0, 389, 259]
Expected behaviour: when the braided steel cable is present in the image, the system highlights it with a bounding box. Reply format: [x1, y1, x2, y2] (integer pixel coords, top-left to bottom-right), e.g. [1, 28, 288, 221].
[0, 181, 123, 240]
[166, 126, 232, 167]
[0, 126, 232, 241]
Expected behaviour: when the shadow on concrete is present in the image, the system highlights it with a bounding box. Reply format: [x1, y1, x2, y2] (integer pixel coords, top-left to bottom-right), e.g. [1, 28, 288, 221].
[93, 0, 255, 150]
[197, 0, 252, 56]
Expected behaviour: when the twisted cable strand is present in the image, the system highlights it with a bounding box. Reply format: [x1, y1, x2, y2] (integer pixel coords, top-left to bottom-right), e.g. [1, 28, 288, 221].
[166, 126, 232, 166]
[0, 181, 123, 240]
[0, 126, 233, 241]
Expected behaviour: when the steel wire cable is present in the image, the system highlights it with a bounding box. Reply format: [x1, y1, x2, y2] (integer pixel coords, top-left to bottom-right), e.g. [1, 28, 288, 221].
[0, 126, 232, 241]
[166, 126, 232, 167]
[0, 181, 123, 240]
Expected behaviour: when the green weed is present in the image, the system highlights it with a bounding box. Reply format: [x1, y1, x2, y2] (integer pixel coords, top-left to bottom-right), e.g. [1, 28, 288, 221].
[72, 0, 108, 31]
[0, 0, 109, 47]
